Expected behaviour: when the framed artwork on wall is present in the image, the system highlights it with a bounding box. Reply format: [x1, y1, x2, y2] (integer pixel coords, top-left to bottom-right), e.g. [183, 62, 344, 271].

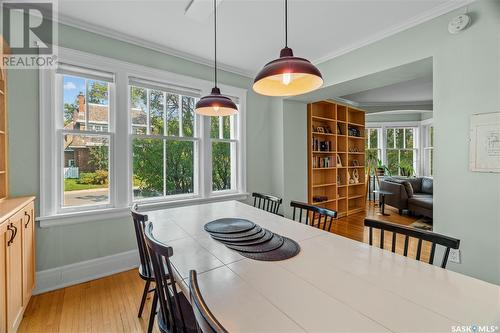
[469, 112, 500, 173]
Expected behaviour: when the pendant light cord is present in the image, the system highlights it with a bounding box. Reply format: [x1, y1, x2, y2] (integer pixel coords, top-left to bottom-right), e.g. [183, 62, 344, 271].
[285, 0, 288, 47]
[214, 0, 218, 88]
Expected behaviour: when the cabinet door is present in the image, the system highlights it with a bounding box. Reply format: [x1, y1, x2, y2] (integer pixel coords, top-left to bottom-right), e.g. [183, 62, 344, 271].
[22, 202, 35, 306]
[0, 223, 7, 333]
[6, 213, 23, 333]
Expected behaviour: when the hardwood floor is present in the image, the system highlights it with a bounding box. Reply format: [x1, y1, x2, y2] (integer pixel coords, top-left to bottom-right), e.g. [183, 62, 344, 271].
[19, 202, 426, 333]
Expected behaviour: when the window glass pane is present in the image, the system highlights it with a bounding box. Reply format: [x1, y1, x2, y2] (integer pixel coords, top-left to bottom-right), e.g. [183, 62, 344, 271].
[212, 141, 235, 191]
[166, 140, 194, 195]
[387, 149, 398, 176]
[181, 96, 195, 137]
[400, 150, 414, 176]
[386, 128, 394, 148]
[63, 134, 109, 207]
[130, 86, 147, 134]
[63, 75, 86, 130]
[210, 117, 220, 139]
[366, 149, 378, 163]
[166, 93, 180, 136]
[369, 129, 378, 148]
[395, 128, 404, 149]
[150, 90, 164, 135]
[132, 138, 165, 199]
[222, 116, 231, 139]
[405, 128, 414, 148]
[87, 80, 109, 132]
[365, 129, 369, 148]
[430, 149, 434, 176]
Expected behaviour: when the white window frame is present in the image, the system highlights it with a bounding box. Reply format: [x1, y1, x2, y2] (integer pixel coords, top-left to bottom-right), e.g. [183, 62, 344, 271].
[39, 47, 247, 227]
[421, 119, 434, 177]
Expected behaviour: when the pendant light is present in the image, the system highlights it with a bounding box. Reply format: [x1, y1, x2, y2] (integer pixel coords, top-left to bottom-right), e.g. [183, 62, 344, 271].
[195, 0, 238, 116]
[253, 0, 323, 97]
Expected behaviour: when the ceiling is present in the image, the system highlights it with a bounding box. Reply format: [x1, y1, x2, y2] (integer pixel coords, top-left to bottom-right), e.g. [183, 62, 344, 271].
[341, 76, 433, 104]
[56, 0, 468, 76]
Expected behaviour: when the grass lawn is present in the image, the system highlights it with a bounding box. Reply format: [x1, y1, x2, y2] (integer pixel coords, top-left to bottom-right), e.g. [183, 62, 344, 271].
[64, 178, 108, 191]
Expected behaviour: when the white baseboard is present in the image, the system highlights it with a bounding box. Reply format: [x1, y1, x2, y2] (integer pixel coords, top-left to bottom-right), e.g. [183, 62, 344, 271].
[35, 249, 140, 295]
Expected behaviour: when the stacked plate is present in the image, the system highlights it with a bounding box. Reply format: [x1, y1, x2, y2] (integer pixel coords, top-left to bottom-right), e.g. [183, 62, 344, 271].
[204, 218, 300, 261]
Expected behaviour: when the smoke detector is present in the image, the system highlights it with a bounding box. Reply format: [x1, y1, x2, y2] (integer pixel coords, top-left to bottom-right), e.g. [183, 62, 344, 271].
[448, 14, 471, 34]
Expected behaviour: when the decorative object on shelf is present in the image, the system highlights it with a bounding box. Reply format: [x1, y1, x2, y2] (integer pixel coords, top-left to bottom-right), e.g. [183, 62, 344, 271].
[337, 175, 341, 185]
[349, 146, 359, 153]
[348, 171, 354, 184]
[195, 0, 238, 116]
[313, 196, 328, 203]
[325, 125, 332, 134]
[352, 159, 359, 167]
[336, 155, 342, 168]
[253, 0, 323, 96]
[316, 126, 325, 133]
[348, 126, 361, 137]
[469, 112, 500, 172]
[352, 169, 360, 184]
[337, 124, 343, 135]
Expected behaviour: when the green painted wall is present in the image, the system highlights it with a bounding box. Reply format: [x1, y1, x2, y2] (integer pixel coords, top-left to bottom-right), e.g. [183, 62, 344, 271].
[366, 112, 430, 123]
[281, 0, 500, 284]
[7, 22, 275, 271]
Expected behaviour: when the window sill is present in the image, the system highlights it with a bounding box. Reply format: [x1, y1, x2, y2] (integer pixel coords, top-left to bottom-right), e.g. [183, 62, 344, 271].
[37, 192, 249, 228]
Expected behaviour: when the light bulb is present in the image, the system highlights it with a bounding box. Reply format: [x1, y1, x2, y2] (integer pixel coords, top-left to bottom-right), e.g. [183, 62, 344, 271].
[282, 72, 291, 85]
[213, 105, 220, 112]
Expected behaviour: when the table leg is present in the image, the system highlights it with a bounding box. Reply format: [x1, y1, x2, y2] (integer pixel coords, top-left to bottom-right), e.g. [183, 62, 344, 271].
[380, 194, 389, 216]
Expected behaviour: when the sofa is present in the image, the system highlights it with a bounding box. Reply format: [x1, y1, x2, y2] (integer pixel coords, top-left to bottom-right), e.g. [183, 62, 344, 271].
[379, 177, 433, 218]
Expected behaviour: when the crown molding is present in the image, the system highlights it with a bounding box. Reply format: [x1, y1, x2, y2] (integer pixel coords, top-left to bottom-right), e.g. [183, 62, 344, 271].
[312, 0, 475, 65]
[51, 11, 254, 79]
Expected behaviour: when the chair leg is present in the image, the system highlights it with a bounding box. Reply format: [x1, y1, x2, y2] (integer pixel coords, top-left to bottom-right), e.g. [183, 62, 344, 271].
[147, 290, 158, 333]
[138, 280, 150, 318]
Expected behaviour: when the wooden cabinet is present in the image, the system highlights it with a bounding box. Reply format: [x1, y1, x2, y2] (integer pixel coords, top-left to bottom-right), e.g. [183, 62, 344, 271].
[0, 197, 36, 333]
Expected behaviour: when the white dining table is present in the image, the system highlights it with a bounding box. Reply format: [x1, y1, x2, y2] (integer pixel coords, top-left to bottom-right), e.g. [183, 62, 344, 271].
[145, 200, 500, 333]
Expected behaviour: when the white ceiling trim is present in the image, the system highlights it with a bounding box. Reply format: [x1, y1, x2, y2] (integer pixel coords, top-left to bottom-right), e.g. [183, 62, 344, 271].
[52, 10, 255, 78]
[51, 0, 474, 80]
[312, 0, 475, 65]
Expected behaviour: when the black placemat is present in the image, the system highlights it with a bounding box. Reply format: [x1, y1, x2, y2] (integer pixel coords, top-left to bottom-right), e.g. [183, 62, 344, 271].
[204, 218, 255, 234]
[225, 234, 284, 253]
[219, 229, 273, 246]
[237, 237, 301, 261]
[210, 226, 264, 242]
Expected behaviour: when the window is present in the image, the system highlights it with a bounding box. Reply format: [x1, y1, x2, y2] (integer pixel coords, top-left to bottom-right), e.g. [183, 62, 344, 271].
[365, 128, 381, 164]
[211, 114, 238, 192]
[60, 71, 113, 209]
[385, 127, 417, 176]
[40, 48, 246, 221]
[423, 125, 434, 176]
[131, 85, 199, 200]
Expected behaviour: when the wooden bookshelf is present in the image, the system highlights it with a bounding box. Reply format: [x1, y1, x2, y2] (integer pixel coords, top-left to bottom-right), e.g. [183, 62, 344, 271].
[0, 38, 8, 200]
[307, 101, 366, 218]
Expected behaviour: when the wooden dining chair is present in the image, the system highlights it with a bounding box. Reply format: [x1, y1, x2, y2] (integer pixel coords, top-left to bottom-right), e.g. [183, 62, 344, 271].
[189, 270, 228, 333]
[252, 192, 283, 215]
[290, 200, 337, 231]
[144, 222, 197, 333]
[364, 219, 460, 268]
[130, 204, 157, 333]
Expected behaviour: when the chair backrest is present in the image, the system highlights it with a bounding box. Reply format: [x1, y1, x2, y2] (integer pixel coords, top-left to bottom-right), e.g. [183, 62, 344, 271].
[189, 270, 228, 333]
[290, 200, 337, 231]
[144, 222, 186, 332]
[364, 218, 460, 268]
[130, 204, 152, 278]
[252, 192, 282, 215]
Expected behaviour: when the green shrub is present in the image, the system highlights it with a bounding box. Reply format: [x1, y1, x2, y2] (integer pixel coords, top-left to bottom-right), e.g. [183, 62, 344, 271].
[77, 171, 108, 185]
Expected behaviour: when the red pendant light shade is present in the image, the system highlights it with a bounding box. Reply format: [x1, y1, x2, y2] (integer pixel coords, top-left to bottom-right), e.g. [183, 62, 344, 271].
[253, 47, 323, 97]
[253, 0, 323, 97]
[195, 0, 238, 116]
[195, 87, 238, 116]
